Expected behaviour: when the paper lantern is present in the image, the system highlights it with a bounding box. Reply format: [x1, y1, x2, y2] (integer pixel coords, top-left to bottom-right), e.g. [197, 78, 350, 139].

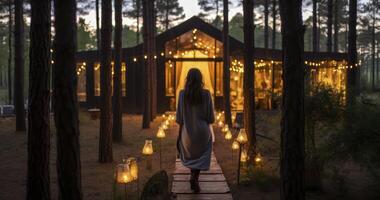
[237, 128, 248, 144]
[255, 153, 262, 164]
[240, 149, 248, 162]
[142, 140, 153, 155]
[116, 163, 133, 184]
[222, 124, 229, 133]
[127, 157, 138, 181]
[225, 130, 232, 140]
[156, 128, 166, 139]
[232, 140, 239, 150]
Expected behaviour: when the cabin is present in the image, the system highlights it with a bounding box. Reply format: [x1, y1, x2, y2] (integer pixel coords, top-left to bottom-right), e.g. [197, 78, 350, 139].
[75, 16, 349, 114]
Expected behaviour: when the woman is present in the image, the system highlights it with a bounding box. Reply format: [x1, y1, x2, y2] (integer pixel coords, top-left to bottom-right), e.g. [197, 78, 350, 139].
[176, 68, 215, 193]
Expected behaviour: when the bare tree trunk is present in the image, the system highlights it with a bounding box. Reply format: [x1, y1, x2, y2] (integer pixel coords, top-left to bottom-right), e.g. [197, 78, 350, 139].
[142, 0, 152, 128]
[371, 0, 376, 90]
[136, 0, 141, 45]
[53, 0, 82, 199]
[99, 0, 113, 163]
[14, 0, 26, 131]
[327, 0, 333, 52]
[346, 0, 357, 105]
[272, 0, 277, 50]
[96, 0, 100, 51]
[243, 0, 256, 158]
[312, 0, 318, 52]
[333, 0, 339, 52]
[264, 0, 269, 49]
[278, 0, 305, 199]
[27, 0, 51, 199]
[223, 0, 232, 126]
[113, 0, 123, 142]
[150, 0, 157, 120]
[8, 0, 12, 105]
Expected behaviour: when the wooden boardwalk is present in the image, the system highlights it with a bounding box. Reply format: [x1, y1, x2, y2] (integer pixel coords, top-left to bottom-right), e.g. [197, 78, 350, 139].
[172, 153, 233, 200]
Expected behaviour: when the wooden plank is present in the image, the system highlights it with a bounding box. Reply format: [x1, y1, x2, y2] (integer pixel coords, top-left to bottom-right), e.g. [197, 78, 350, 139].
[172, 181, 230, 194]
[173, 174, 226, 182]
[176, 194, 233, 200]
[175, 161, 221, 170]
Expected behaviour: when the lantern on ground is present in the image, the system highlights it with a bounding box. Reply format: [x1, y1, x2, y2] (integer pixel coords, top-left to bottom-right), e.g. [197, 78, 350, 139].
[237, 128, 248, 144]
[156, 128, 166, 169]
[222, 124, 229, 133]
[240, 149, 248, 163]
[232, 140, 239, 150]
[225, 130, 232, 140]
[127, 157, 138, 181]
[116, 160, 133, 199]
[255, 153, 263, 167]
[142, 139, 153, 170]
[217, 120, 224, 128]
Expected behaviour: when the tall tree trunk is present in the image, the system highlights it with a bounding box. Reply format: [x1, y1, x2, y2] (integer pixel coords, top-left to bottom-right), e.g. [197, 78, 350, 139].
[14, 0, 26, 131]
[27, 0, 51, 199]
[264, 0, 269, 49]
[312, 0, 318, 52]
[371, 0, 376, 90]
[327, 0, 333, 52]
[142, 0, 152, 128]
[96, 0, 100, 51]
[272, 0, 277, 50]
[8, 0, 12, 105]
[223, 0, 232, 126]
[346, 0, 357, 105]
[165, 0, 169, 30]
[243, 0, 256, 158]
[53, 0, 83, 199]
[278, 0, 305, 199]
[136, 0, 141, 45]
[333, 0, 339, 52]
[150, 0, 157, 120]
[113, 0, 123, 142]
[99, 0, 113, 163]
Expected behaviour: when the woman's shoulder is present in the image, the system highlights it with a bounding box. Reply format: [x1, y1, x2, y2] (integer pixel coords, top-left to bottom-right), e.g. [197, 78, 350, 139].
[202, 89, 212, 97]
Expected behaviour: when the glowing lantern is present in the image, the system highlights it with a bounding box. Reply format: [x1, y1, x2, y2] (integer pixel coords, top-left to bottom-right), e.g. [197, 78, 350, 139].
[225, 130, 232, 140]
[126, 157, 138, 181]
[237, 128, 248, 144]
[240, 149, 248, 162]
[161, 123, 168, 130]
[162, 114, 166, 118]
[142, 140, 153, 155]
[232, 141, 239, 150]
[222, 124, 229, 133]
[218, 120, 224, 128]
[156, 128, 166, 139]
[255, 153, 262, 164]
[164, 120, 170, 126]
[116, 163, 133, 184]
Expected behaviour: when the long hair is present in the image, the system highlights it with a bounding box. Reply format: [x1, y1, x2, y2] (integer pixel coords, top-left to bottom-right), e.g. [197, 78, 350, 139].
[184, 68, 204, 105]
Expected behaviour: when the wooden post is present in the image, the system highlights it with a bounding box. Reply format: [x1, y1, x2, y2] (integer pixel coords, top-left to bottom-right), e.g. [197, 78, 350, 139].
[237, 144, 242, 185]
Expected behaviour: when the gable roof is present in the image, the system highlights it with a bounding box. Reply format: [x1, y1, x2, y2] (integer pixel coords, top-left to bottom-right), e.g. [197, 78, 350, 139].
[156, 16, 244, 51]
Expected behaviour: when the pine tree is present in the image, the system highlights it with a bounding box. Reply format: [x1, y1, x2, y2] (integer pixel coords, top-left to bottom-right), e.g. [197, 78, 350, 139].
[346, 0, 357, 105]
[243, 0, 256, 159]
[27, 0, 51, 198]
[198, 0, 223, 27]
[124, 0, 142, 45]
[53, 0, 83, 198]
[327, 0, 333, 52]
[222, 0, 231, 126]
[99, 0, 113, 163]
[278, 0, 305, 198]
[14, 0, 25, 131]
[156, 0, 185, 31]
[113, 0, 123, 142]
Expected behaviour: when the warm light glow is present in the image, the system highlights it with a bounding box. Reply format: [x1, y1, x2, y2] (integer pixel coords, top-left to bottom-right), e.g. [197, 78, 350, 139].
[232, 141, 239, 150]
[237, 128, 248, 144]
[164, 120, 170, 126]
[222, 124, 229, 133]
[225, 130, 232, 140]
[127, 157, 138, 180]
[142, 140, 153, 155]
[116, 163, 133, 184]
[240, 149, 248, 162]
[160, 123, 168, 130]
[255, 153, 262, 164]
[218, 120, 224, 128]
[156, 128, 166, 139]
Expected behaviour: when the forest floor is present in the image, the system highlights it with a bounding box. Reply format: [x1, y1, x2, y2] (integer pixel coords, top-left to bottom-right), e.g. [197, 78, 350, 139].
[0, 110, 378, 200]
